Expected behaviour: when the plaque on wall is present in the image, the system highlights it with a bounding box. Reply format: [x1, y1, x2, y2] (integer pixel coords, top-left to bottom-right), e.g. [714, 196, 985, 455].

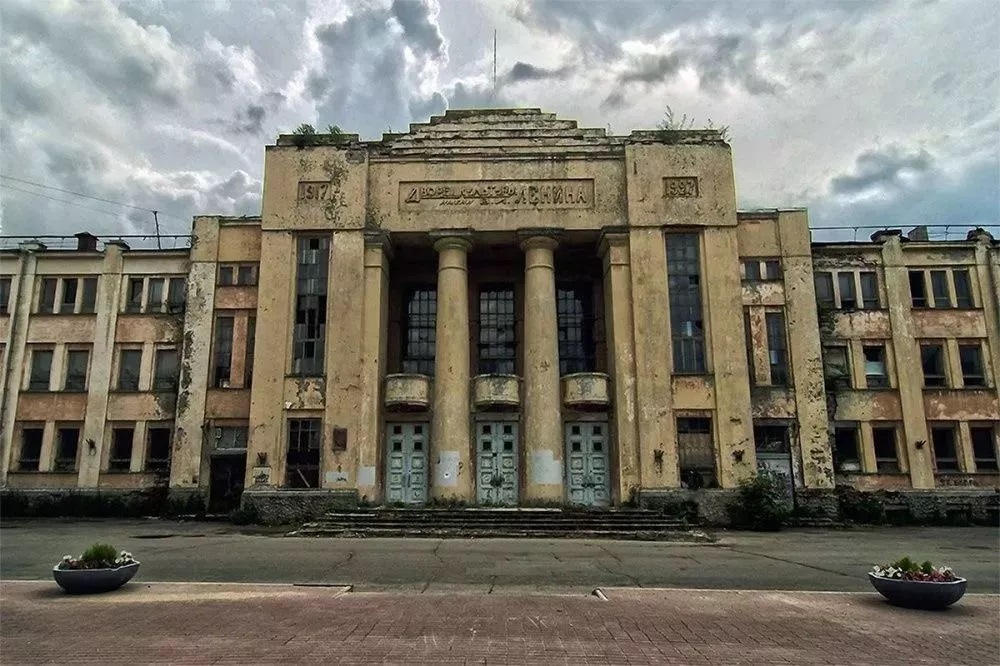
[663, 177, 699, 198]
[399, 179, 594, 211]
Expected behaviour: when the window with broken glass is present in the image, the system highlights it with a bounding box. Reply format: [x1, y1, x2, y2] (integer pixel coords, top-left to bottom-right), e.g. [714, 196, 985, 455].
[919, 343, 947, 388]
[108, 427, 134, 472]
[286, 418, 321, 488]
[18, 426, 44, 471]
[54, 426, 80, 472]
[64, 349, 90, 391]
[666, 234, 705, 374]
[765, 311, 789, 386]
[971, 425, 998, 472]
[153, 348, 180, 392]
[863, 344, 889, 389]
[213, 315, 234, 388]
[401, 286, 436, 375]
[931, 425, 959, 472]
[677, 417, 715, 489]
[959, 342, 986, 387]
[145, 426, 172, 473]
[872, 426, 900, 473]
[478, 285, 516, 375]
[556, 283, 595, 375]
[291, 237, 329, 375]
[822, 346, 851, 389]
[833, 425, 861, 473]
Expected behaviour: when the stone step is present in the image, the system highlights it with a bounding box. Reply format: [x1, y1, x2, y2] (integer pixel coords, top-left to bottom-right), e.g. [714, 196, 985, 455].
[319, 510, 678, 522]
[306, 520, 687, 531]
[292, 526, 710, 541]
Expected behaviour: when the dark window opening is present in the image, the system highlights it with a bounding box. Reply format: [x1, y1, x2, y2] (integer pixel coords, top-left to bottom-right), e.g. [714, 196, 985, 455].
[742, 260, 761, 281]
[833, 426, 861, 472]
[218, 266, 234, 285]
[126, 278, 144, 312]
[667, 234, 705, 374]
[19, 427, 44, 471]
[837, 272, 857, 309]
[153, 349, 180, 392]
[38, 278, 57, 313]
[64, 350, 89, 391]
[292, 237, 329, 376]
[478, 284, 516, 375]
[909, 271, 927, 308]
[215, 426, 249, 449]
[557, 283, 596, 375]
[859, 272, 879, 309]
[61, 278, 78, 312]
[167, 278, 186, 312]
[245, 316, 256, 388]
[80, 277, 98, 313]
[236, 265, 256, 286]
[54, 427, 80, 472]
[0, 276, 11, 314]
[814, 272, 835, 309]
[863, 345, 889, 389]
[823, 346, 851, 389]
[764, 260, 781, 280]
[213, 316, 234, 388]
[959, 343, 986, 387]
[931, 426, 959, 472]
[117, 349, 142, 391]
[873, 427, 900, 473]
[920, 344, 947, 388]
[930, 270, 950, 308]
[971, 426, 998, 472]
[765, 312, 789, 386]
[743, 310, 756, 384]
[754, 424, 791, 454]
[109, 427, 134, 472]
[146, 427, 172, 473]
[677, 417, 715, 489]
[29, 349, 53, 391]
[953, 269, 973, 308]
[286, 419, 321, 488]
[147, 278, 165, 311]
[402, 286, 436, 376]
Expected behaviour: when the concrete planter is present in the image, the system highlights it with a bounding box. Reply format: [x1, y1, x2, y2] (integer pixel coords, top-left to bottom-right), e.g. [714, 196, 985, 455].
[52, 562, 140, 594]
[867, 573, 967, 610]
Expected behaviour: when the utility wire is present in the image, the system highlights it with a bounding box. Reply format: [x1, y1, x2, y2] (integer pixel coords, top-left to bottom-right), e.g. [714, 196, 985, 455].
[0, 173, 187, 221]
[1, 182, 124, 218]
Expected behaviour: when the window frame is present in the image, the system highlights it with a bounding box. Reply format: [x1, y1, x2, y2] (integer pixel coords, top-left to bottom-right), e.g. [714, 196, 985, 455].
[286, 418, 322, 488]
[53, 425, 81, 472]
[862, 343, 890, 389]
[958, 341, 987, 388]
[0, 276, 11, 314]
[401, 285, 437, 376]
[477, 283, 517, 375]
[28, 347, 54, 391]
[666, 233, 706, 375]
[676, 416, 716, 489]
[872, 425, 901, 474]
[556, 282, 597, 375]
[153, 347, 180, 392]
[822, 345, 852, 390]
[64, 348, 90, 392]
[212, 315, 235, 388]
[832, 423, 862, 473]
[919, 342, 948, 388]
[764, 310, 789, 386]
[18, 425, 44, 471]
[145, 425, 173, 473]
[970, 424, 998, 473]
[930, 424, 960, 473]
[291, 237, 330, 376]
[108, 426, 135, 472]
[116, 348, 143, 392]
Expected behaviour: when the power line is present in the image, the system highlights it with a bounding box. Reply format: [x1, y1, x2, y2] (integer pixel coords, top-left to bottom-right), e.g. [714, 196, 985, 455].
[0, 173, 187, 221]
[0, 182, 124, 218]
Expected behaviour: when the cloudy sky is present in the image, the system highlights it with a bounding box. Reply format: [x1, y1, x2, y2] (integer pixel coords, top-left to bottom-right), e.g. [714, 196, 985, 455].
[1, 0, 997, 243]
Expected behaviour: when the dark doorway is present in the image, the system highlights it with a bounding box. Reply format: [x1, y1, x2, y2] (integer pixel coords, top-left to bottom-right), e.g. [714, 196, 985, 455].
[209, 454, 246, 513]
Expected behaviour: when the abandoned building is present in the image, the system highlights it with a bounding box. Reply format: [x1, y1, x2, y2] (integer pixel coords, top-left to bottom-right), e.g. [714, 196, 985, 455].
[1, 109, 997, 520]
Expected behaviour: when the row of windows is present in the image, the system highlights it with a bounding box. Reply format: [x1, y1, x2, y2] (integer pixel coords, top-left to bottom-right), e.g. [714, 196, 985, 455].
[833, 422, 999, 475]
[25, 347, 91, 392]
[25, 346, 182, 393]
[218, 264, 257, 286]
[125, 276, 186, 314]
[909, 268, 974, 309]
[16, 424, 172, 474]
[822, 340, 988, 390]
[35, 277, 99, 314]
[814, 270, 880, 310]
[744, 310, 790, 386]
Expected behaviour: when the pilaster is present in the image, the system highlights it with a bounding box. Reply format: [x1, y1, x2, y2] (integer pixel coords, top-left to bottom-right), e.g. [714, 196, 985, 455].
[357, 230, 391, 501]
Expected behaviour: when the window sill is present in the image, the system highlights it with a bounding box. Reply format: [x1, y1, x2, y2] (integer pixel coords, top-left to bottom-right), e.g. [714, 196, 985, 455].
[285, 374, 326, 380]
[21, 389, 56, 394]
[30, 311, 96, 317]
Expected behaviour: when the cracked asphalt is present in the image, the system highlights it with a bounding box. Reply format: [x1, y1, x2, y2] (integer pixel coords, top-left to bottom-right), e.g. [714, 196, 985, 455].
[1, 520, 997, 593]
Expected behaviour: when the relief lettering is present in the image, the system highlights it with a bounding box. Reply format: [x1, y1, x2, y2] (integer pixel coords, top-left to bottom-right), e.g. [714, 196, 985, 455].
[663, 176, 699, 198]
[399, 179, 595, 211]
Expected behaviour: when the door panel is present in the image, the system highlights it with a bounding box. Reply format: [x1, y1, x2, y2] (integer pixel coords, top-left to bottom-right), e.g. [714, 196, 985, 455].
[476, 421, 518, 505]
[565, 422, 611, 507]
[385, 422, 428, 505]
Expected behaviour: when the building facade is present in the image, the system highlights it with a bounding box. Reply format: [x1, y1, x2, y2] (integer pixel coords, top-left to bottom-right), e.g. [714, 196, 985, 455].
[1, 109, 998, 517]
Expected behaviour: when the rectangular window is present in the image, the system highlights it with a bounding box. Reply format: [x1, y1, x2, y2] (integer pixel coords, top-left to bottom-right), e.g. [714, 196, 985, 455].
[677, 417, 715, 489]
[64, 349, 89, 391]
[931, 425, 959, 472]
[153, 349, 180, 392]
[953, 269, 973, 308]
[872, 426, 900, 473]
[147, 278, 165, 311]
[61, 278, 78, 312]
[556, 283, 596, 375]
[245, 316, 256, 388]
[743, 310, 755, 384]
[213, 316, 234, 388]
[29, 349, 53, 391]
[401, 286, 437, 376]
[971, 425, 998, 472]
[80, 277, 98, 313]
[909, 271, 927, 308]
[145, 427, 172, 473]
[765, 312, 789, 386]
[753, 424, 791, 455]
[54, 427, 80, 472]
[237, 265, 256, 286]
[18, 426, 44, 471]
[959, 343, 986, 387]
[117, 349, 142, 391]
[167, 278, 186, 312]
[215, 426, 249, 450]
[837, 272, 857, 309]
[478, 284, 516, 375]
[859, 272, 879, 309]
[666, 234, 705, 374]
[814, 272, 834, 309]
[742, 260, 761, 281]
[863, 344, 889, 389]
[833, 425, 861, 473]
[38, 278, 57, 313]
[920, 343, 947, 388]
[930, 270, 950, 308]
[108, 427, 134, 472]
[218, 266, 234, 286]
[822, 346, 851, 389]
[763, 260, 781, 280]
[126, 278, 144, 312]
[286, 419, 321, 488]
[0, 276, 11, 314]
[292, 237, 329, 375]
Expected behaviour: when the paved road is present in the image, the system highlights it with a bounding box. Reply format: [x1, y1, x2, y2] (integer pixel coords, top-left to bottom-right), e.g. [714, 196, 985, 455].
[2, 581, 997, 665]
[2, 520, 997, 592]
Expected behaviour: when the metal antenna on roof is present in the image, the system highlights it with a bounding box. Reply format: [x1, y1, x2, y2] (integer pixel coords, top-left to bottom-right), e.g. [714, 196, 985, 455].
[152, 210, 162, 249]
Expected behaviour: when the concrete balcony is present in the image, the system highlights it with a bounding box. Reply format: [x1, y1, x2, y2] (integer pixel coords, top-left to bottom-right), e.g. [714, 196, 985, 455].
[472, 374, 521, 409]
[384, 374, 433, 410]
[561, 372, 611, 408]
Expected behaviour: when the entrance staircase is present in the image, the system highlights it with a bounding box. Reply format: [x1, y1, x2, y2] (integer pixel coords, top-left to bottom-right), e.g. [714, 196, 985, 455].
[291, 507, 710, 541]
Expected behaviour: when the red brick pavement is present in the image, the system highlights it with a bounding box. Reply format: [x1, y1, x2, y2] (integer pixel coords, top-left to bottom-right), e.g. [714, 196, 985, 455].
[1, 581, 997, 665]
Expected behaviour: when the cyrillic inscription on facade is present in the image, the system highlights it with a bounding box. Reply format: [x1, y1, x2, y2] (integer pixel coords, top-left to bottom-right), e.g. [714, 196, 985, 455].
[400, 179, 594, 211]
[663, 177, 699, 198]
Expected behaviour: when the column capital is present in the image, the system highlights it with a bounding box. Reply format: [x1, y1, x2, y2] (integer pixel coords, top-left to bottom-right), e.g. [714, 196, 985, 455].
[430, 228, 473, 253]
[363, 229, 393, 258]
[598, 226, 630, 257]
[518, 228, 561, 252]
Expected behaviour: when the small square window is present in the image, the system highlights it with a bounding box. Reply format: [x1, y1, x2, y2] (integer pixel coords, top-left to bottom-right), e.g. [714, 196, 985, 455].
[572, 442, 581, 452]
[503, 424, 513, 435]
[592, 425, 602, 435]
[483, 441, 492, 451]
[593, 442, 603, 452]
[503, 441, 513, 452]
[413, 425, 422, 435]
[482, 424, 491, 435]
[219, 266, 234, 285]
[413, 441, 423, 451]
[392, 425, 402, 435]
[571, 425, 580, 435]
[392, 441, 402, 452]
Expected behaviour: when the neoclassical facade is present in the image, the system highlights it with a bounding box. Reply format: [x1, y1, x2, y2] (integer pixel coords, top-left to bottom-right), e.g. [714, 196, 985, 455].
[1, 109, 997, 514]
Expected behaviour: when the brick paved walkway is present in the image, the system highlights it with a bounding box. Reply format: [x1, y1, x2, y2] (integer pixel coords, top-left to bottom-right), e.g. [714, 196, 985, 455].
[2, 581, 997, 664]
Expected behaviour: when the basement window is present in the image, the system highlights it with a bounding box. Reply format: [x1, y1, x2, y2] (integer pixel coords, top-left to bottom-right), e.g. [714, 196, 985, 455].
[286, 419, 321, 488]
[931, 426, 959, 473]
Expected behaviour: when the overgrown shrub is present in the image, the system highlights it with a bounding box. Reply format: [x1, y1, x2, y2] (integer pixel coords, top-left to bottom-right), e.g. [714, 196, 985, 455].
[730, 469, 791, 531]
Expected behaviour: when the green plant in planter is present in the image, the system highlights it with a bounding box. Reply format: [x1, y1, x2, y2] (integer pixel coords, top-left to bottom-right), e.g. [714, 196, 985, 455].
[731, 469, 791, 531]
[58, 543, 138, 570]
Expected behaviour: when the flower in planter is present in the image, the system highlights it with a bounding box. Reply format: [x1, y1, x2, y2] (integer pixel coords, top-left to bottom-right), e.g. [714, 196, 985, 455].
[56, 543, 139, 570]
[871, 557, 958, 582]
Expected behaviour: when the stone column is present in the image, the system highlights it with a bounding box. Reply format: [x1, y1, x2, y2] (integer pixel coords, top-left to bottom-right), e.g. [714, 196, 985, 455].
[431, 232, 474, 501]
[520, 232, 564, 501]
